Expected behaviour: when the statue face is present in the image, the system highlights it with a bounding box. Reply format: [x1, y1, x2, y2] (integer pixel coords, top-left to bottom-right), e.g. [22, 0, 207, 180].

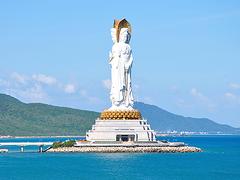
[110, 28, 117, 43]
[119, 28, 130, 43]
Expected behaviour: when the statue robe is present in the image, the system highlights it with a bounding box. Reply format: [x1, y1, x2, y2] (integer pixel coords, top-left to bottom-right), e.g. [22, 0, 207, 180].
[109, 42, 133, 108]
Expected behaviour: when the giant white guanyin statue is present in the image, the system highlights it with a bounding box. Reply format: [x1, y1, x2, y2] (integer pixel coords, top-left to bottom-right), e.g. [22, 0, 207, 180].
[108, 20, 134, 111]
[100, 19, 142, 120]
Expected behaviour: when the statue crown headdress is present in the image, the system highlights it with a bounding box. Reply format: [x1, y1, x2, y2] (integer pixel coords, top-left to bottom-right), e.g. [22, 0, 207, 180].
[113, 18, 131, 43]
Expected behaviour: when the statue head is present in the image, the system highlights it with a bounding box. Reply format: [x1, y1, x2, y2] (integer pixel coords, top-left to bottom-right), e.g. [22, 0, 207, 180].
[119, 28, 131, 43]
[112, 18, 131, 43]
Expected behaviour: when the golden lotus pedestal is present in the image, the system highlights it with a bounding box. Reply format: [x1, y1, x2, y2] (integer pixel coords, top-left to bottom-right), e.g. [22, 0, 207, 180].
[100, 109, 142, 120]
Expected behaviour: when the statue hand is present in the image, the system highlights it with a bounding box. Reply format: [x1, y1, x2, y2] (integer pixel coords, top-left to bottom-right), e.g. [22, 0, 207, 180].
[109, 52, 113, 62]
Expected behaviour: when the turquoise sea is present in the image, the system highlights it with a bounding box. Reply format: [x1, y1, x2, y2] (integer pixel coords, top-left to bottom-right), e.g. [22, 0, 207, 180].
[0, 135, 240, 180]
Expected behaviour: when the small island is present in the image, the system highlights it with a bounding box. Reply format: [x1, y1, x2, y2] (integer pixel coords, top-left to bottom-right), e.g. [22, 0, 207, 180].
[46, 140, 201, 153]
[46, 19, 202, 154]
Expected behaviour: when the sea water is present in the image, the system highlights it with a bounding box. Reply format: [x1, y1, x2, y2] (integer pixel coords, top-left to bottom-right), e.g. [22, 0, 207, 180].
[0, 135, 240, 180]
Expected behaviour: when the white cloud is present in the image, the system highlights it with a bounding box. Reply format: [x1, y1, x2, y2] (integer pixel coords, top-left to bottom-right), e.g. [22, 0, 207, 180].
[1, 72, 48, 102]
[190, 88, 216, 110]
[64, 84, 76, 94]
[32, 74, 57, 85]
[225, 92, 240, 104]
[1, 72, 103, 105]
[229, 83, 240, 90]
[4, 83, 48, 103]
[225, 92, 236, 99]
[20, 84, 47, 102]
[11, 72, 28, 84]
[102, 79, 111, 90]
[190, 88, 207, 100]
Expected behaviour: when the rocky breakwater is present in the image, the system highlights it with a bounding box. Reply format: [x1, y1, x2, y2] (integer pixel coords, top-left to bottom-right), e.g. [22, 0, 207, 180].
[47, 146, 202, 153]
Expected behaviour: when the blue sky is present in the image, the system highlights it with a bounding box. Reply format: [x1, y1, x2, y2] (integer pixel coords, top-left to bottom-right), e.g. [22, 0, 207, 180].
[0, 0, 240, 127]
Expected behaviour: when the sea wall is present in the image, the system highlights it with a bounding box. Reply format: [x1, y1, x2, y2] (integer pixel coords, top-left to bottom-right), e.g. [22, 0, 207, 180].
[47, 146, 201, 153]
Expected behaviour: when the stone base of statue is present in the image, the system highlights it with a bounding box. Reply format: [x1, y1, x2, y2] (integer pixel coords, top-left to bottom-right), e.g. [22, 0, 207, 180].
[86, 109, 156, 142]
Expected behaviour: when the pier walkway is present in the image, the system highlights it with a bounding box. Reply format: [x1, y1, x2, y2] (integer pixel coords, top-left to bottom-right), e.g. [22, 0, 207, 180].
[0, 142, 53, 152]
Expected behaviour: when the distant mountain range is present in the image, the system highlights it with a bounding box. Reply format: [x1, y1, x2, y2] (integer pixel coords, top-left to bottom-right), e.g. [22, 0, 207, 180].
[0, 93, 239, 136]
[134, 102, 240, 134]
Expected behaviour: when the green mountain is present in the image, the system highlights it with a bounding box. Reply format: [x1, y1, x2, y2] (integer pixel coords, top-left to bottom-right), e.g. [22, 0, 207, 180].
[134, 102, 240, 134]
[0, 93, 239, 136]
[0, 94, 99, 136]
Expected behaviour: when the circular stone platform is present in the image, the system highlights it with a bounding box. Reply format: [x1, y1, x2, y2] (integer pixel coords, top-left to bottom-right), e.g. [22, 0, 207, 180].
[100, 109, 142, 120]
[47, 146, 202, 153]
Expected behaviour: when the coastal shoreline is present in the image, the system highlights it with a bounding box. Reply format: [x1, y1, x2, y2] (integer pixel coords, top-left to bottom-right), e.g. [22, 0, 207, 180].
[47, 146, 202, 153]
[1, 134, 237, 139]
[0, 136, 85, 139]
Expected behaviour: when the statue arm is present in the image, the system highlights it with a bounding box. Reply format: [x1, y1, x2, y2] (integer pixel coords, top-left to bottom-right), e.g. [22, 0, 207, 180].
[109, 51, 113, 64]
